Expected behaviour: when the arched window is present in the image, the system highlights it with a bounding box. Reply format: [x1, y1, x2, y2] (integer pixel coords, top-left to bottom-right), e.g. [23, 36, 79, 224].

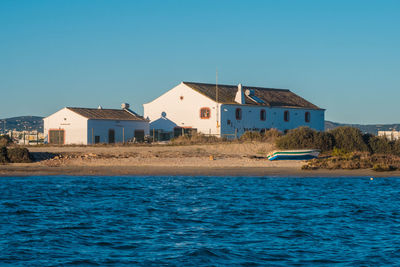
[260, 109, 266, 121]
[305, 112, 310, 123]
[235, 108, 242, 120]
[200, 107, 211, 119]
[284, 110, 290, 122]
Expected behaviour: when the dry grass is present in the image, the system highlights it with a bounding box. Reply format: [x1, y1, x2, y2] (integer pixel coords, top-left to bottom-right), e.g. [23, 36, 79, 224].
[303, 151, 400, 172]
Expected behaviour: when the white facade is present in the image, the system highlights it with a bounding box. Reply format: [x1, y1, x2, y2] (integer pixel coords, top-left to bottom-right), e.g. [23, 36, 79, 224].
[143, 82, 325, 138]
[144, 83, 220, 136]
[378, 131, 400, 141]
[43, 107, 149, 145]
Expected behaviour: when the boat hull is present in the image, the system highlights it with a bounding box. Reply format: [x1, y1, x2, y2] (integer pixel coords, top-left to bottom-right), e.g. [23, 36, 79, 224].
[267, 150, 320, 161]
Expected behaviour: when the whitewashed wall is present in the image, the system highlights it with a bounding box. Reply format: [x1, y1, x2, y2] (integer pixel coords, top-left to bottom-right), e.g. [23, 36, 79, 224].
[220, 104, 325, 137]
[144, 82, 325, 138]
[87, 120, 149, 144]
[143, 83, 220, 135]
[43, 108, 88, 145]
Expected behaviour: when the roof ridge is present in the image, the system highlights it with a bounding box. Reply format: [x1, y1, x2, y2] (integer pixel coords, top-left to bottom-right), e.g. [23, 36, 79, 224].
[182, 81, 290, 91]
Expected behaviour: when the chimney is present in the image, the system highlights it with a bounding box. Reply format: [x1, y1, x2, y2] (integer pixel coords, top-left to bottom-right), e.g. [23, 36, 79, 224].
[121, 103, 130, 109]
[235, 83, 245, 104]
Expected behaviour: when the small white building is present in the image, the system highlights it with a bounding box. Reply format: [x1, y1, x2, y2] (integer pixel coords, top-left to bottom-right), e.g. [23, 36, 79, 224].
[378, 131, 400, 141]
[144, 82, 325, 139]
[43, 104, 149, 145]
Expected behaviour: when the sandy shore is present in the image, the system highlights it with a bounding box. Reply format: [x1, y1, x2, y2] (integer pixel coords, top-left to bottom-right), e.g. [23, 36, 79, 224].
[1, 143, 399, 177]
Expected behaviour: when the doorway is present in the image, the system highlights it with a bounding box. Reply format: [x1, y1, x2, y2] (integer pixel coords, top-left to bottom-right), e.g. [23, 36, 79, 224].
[108, 129, 115, 144]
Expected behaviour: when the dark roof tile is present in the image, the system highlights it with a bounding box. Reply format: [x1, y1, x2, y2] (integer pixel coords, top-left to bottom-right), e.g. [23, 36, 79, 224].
[67, 107, 146, 121]
[183, 82, 322, 110]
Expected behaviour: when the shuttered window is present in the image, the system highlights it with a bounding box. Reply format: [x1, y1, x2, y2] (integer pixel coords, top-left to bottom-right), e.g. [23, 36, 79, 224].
[200, 108, 211, 119]
[49, 130, 65, 144]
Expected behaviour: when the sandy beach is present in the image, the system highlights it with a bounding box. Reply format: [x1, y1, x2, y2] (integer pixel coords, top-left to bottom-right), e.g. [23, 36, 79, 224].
[1, 143, 399, 177]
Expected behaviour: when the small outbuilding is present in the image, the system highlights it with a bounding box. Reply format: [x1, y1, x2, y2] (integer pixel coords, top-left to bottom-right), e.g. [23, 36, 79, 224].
[43, 104, 149, 145]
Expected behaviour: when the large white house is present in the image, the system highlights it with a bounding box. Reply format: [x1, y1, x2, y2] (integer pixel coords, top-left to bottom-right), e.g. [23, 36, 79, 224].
[43, 104, 149, 145]
[144, 82, 325, 139]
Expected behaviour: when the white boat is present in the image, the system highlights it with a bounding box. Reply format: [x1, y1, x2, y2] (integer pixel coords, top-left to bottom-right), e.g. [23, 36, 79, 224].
[267, 149, 320, 161]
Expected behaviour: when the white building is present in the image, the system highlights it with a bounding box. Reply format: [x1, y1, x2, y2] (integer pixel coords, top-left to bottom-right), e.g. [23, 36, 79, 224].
[378, 131, 400, 141]
[43, 104, 149, 145]
[143, 82, 325, 139]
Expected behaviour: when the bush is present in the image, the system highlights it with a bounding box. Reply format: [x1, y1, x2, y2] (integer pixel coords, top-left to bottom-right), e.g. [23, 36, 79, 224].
[7, 147, 32, 163]
[368, 136, 393, 155]
[329, 127, 369, 152]
[276, 127, 333, 151]
[0, 135, 12, 147]
[170, 133, 223, 145]
[372, 164, 397, 172]
[392, 140, 400, 156]
[240, 131, 263, 141]
[240, 129, 282, 142]
[0, 146, 9, 163]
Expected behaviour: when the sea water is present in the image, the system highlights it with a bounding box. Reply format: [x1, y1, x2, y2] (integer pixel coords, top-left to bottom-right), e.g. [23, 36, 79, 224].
[1, 176, 400, 266]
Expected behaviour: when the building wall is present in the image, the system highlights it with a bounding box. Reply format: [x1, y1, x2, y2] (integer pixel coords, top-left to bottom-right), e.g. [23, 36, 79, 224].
[143, 83, 220, 135]
[87, 119, 150, 144]
[144, 82, 325, 138]
[378, 131, 400, 141]
[220, 104, 325, 137]
[43, 108, 88, 145]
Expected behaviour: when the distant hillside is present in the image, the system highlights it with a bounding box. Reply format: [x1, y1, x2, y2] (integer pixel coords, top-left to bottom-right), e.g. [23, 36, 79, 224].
[325, 121, 400, 135]
[0, 116, 44, 132]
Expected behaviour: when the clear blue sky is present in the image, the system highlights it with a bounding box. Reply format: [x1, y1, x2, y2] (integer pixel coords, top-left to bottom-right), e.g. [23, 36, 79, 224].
[1, 0, 399, 124]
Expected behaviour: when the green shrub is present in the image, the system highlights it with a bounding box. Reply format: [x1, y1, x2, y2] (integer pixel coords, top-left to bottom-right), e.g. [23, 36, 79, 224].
[0, 135, 12, 147]
[7, 147, 31, 163]
[0, 146, 9, 163]
[392, 140, 400, 156]
[329, 126, 369, 152]
[368, 136, 393, 154]
[276, 127, 333, 151]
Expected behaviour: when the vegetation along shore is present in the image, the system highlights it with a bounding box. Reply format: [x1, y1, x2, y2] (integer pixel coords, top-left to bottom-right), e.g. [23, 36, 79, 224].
[0, 126, 400, 177]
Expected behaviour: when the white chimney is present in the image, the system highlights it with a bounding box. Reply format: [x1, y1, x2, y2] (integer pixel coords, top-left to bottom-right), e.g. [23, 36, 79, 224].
[121, 103, 130, 109]
[235, 83, 245, 104]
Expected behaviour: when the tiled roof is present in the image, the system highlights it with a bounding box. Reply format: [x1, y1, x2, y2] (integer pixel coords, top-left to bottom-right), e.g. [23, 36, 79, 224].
[183, 82, 322, 110]
[67, 107, 146, 121]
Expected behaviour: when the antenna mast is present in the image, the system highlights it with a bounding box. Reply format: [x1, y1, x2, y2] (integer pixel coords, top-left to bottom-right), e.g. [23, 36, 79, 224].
[216, 69, 220, 129]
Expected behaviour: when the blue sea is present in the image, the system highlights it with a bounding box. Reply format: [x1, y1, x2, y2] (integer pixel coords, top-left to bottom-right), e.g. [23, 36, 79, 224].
[1, 176, 400, 266]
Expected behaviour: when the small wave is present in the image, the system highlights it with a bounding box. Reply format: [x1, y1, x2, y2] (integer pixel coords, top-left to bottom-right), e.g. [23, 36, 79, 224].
[65, 259, 101, 265]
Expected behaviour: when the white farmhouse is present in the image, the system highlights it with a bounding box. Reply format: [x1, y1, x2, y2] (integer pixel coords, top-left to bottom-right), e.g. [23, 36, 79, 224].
[144, 82, 325, 138]
[43, 104, 149, 145]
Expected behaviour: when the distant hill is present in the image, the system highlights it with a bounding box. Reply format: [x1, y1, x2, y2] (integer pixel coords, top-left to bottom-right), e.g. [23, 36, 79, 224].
[0, 116, 44, 132]
[325, 121, 400, 135]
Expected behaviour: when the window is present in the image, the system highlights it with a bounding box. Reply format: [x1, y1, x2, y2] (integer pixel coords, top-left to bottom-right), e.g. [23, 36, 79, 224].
[227, 119, 231, 125]
[284, 110, 290, 122]
[305, 112, 310, 123]
[49, 129, 65, 144]
[260, 109, 266, 121]
[200, 107, 211, 119]
[235, 108, 242, 120]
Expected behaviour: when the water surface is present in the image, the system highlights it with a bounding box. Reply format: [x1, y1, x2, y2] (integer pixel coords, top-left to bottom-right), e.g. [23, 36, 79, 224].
[1, 176, 400, 266]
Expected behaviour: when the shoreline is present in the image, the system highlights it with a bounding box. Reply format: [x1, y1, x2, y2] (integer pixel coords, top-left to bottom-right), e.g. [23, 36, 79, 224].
[1, 164, 400, 177]
[1, 144, 399, 178]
